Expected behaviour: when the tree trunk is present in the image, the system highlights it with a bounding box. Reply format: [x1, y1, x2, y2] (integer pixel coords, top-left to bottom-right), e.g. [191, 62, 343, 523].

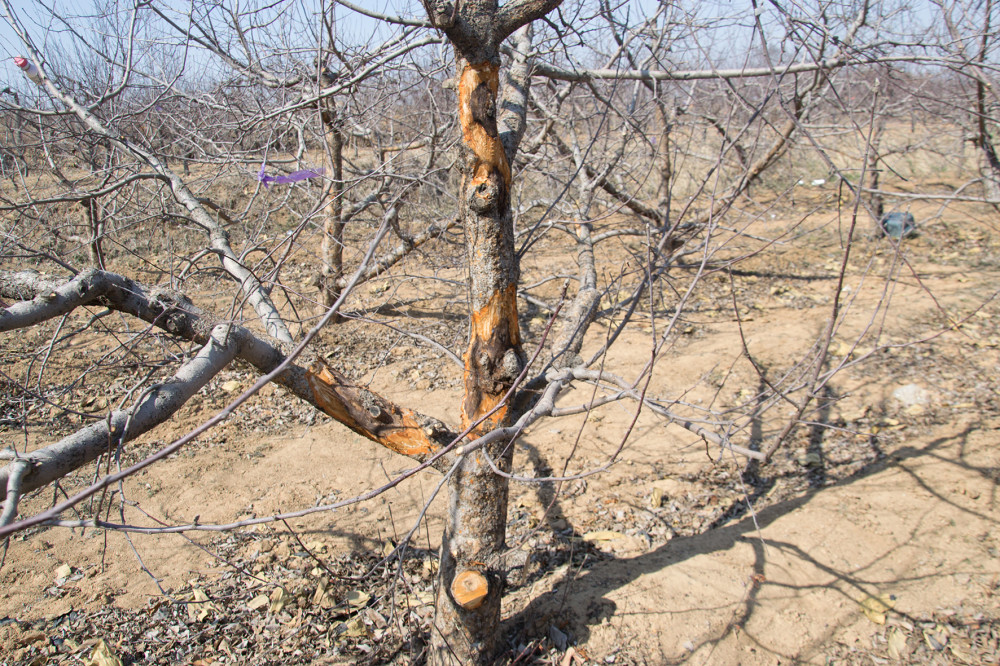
[868, 117, 885, 222]
[654, 99, 675, 219]
[319, 101, 345, 314]
[420, 3, 559, 661]
[429, 57, 524, 666]
[82, 197, 106, 270]
[975, 6, 1000, 203]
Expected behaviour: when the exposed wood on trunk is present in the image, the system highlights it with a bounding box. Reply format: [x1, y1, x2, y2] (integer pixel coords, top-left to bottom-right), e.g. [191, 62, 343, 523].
[451, 569, 489, 610]
[461, 283, 521, 432]
[459, 62, 511, 212]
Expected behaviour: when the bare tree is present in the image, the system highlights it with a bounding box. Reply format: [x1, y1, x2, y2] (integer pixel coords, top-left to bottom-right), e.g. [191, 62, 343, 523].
[2, 0, 998, 663]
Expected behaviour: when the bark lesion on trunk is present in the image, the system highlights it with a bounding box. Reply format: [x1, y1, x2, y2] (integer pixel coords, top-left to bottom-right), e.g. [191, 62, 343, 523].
[459, 62, 511, 214]
[461, 283, 523, 432]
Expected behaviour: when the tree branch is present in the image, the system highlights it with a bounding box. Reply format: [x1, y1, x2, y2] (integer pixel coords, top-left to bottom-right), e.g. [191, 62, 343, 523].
[525, 54, 958, 83]
[498, 24, 534, 164]
[496, 0, 563, 42]
[0, 324, 239, 502]
[13, 54, 293, 343]
[0, 269, 459, 501]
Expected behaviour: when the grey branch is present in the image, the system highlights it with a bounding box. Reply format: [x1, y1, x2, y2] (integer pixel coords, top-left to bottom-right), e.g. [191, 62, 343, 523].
[0, 460, 30, 526]
[525, 54, 958, 83]
[498, 24, 534, 164]
[18, 55, 293, 343]
[0, 325, 238, 502]
[496, 0, 564, 42]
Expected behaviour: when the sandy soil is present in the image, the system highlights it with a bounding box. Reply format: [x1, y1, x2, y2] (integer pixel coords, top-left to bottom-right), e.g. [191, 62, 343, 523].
[1, 201, 999, 664]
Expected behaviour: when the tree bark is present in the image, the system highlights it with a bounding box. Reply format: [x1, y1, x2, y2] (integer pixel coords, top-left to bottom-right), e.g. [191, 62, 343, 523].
[424, 3, 557, 661]
[319, 101, 346, 314]
[974, 0, 1000, 202]
[82, 197, 106, 270]
[429, 56, 523, 666]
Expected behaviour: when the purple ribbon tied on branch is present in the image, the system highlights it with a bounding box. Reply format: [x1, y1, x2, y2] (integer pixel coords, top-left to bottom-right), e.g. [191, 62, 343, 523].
[258, 165, 326, 188]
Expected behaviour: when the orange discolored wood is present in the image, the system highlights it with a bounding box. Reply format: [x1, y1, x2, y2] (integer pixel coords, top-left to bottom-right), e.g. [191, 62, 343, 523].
[461, 284, 521, 432]
[458, 62, 511, 190]
[468, 284, 520, 346]
[451, 569, 489, 610]
[306, 361, 441, 458]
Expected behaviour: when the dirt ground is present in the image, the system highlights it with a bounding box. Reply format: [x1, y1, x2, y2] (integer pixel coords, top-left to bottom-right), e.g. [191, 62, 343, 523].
[1, 197, 999, 664]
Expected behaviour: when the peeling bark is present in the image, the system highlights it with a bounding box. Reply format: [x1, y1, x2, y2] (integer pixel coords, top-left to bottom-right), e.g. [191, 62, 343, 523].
[427, 8, 548, 663]
[306, 361, 452, 461]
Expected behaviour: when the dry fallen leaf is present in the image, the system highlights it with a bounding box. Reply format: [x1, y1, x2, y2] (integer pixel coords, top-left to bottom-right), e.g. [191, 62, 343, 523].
[54, 563, 73, 581]
[85, 639, 123, 666]
[187, 587, 215, 622]
[247, 594, 269, 611]
[887, 627, 908, 659]
[859, 593, 895, 624]
[334, 616, 369, 638]
[269, 586, 287, 614]
[923, 625, 948, 651]
[312, 579, 327, 604]
[305, 540, 328, 553]
[582, 530, 626, 543]
[949, 642, 974, 663]
[347, 590, 370, 608]
[312, 579, 337, 609]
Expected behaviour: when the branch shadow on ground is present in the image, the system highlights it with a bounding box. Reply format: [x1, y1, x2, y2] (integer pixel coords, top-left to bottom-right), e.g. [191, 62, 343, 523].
[503, 421, 995, 662]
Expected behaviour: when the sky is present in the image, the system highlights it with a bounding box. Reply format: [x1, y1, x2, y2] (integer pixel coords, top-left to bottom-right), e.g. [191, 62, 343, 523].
[1, 0, 950, 95]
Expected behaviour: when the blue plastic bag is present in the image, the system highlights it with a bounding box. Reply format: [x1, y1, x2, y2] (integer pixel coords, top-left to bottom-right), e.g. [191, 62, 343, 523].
[879, 212, 916, 239]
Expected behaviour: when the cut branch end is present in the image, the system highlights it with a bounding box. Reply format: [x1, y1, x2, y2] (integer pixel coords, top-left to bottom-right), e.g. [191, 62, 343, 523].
[451, 569, 489, 610]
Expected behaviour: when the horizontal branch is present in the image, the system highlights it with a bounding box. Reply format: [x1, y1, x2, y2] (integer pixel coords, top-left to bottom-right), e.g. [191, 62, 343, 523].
[0, 325, 237, 503]
[0, 269, 458, 502]
[0, 172, 167, 210]
[525, 54, 960, 83]
[334, 0, 432, 27]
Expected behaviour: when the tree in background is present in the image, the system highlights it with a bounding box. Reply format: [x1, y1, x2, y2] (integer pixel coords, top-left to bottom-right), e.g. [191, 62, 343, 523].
[2, 0, 998, 662]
